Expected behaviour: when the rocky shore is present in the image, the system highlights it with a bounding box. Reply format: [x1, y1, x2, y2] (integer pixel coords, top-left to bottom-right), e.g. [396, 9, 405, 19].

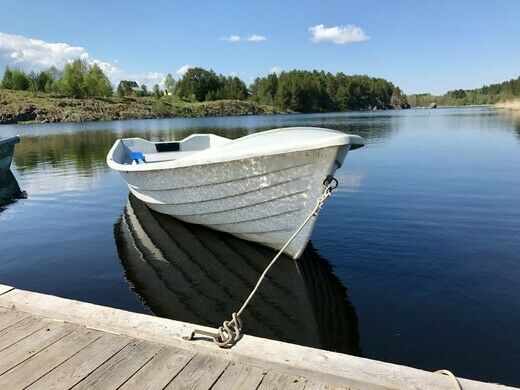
[0, 90, 412, 125]
[0, 90, 285, 124]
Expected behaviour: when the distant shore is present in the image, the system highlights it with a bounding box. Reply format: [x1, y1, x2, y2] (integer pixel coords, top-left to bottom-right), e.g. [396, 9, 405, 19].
[2, 90, 507, 126]
[0, 90, 286, 125]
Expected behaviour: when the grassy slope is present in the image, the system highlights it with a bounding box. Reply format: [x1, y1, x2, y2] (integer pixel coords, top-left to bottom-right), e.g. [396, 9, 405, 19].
[0, 90, 285, 124]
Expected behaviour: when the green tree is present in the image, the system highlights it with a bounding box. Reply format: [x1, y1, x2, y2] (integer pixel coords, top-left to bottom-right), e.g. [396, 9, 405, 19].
[27, 69, 56, 92]
[152, 84, 162, 97]
[175, 67, 220, 102]
[1, 67, 30, 90]
[1, 66, 13, 89]
[59, 59, 88, 98]
[11, 69, 30, 90]
[83, 64, 113, 97]
[220, 76, 248, 100]
[252, 70, 401, 112]
[44, 67, 60, 93]
[250, 73, 278, 105]
[163, 73, 175, 95]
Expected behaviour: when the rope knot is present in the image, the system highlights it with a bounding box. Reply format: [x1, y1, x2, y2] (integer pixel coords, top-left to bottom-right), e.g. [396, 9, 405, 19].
[215, 312, 243, 347]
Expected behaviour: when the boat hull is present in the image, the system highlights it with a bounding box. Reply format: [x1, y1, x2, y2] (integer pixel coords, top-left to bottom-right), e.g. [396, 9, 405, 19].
[0, 136, 20, 170]
[123, 145, 348, 258]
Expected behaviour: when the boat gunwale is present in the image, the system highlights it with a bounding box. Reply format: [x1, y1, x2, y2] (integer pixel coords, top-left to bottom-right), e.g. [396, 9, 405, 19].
[0, 136, 20, 148]
[106, 127, 364, 172]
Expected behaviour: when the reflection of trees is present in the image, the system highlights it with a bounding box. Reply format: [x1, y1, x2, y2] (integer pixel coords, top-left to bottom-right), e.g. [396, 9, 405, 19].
[513, 113, 520, 140]
[13, 131, 120, 173]
[495, 110, 520, 141]
[11, 112, 395, 174]
[12, 128, 251, 174]
[114, 194, 361, 355]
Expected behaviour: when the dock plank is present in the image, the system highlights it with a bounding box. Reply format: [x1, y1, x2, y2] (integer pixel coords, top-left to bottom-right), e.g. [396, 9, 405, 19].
[71, 340, 162, 390]
[0, 284, 13, 296]
[120, 346, 195, 390]
[258, 371, 309, 389]
[164, 354, 229, 389]
[28, 333, 132, 390]
[0, 328, 101, 389]
[303, 383, 354, 390]
[0, 321, 73, 375]
[0, 309, 29, 332]
[212, 361, 266, 390]
[0, 316, 47, 351]
[0, 286, 513, 390]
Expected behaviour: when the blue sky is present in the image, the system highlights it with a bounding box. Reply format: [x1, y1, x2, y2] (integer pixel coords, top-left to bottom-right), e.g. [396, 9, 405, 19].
[0, 0, 519, 94]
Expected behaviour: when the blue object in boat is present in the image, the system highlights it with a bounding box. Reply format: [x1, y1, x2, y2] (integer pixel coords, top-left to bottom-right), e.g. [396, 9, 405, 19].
[131, 152, 146, 163]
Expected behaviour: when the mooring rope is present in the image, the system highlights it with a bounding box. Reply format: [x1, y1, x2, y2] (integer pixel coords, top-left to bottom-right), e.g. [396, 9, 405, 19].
[186, 175, 338, 347]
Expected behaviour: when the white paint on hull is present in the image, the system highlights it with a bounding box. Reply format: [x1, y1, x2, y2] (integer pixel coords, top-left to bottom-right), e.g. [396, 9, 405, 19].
[129, 147, 341, 258]
[108, 128, 364, 258]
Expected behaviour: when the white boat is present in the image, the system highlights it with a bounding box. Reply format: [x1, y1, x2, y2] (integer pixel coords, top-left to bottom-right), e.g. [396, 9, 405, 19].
[0, 136, 20, 170]
[107, 127, 364, 258]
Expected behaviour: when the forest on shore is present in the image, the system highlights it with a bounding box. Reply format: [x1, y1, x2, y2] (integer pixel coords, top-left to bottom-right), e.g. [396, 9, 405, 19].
[3, 58, 519, 124]
[0, 59, 411, 124]
[407, 76, 520, 107]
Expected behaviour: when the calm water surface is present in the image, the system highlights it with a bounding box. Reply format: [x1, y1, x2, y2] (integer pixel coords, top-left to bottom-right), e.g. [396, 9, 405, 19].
[1, 107, 519, 385]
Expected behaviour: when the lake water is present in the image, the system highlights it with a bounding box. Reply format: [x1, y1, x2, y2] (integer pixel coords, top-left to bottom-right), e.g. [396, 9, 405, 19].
[1, 107, 519, 386]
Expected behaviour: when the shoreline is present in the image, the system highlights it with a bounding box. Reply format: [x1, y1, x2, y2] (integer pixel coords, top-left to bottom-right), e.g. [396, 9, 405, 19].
[1, 90, 501, 126]
[0, 90, 286, 125]
[1, 89, 410, 125]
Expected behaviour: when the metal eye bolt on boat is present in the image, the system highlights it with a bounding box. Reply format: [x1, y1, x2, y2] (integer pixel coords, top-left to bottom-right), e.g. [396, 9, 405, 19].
[107, 127, 364, 259]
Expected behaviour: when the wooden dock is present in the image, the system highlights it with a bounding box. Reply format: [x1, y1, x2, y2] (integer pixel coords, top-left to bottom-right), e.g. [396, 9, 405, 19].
[0, 284, 515, 389]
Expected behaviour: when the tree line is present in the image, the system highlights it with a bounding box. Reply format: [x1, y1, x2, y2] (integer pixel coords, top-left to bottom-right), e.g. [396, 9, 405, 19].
[407, 76, 520, 107]
[1, 59, 112, 98]
[171, 68, 409, 111]
[250, 71, 408, 112]
[1, 60, 409, 112]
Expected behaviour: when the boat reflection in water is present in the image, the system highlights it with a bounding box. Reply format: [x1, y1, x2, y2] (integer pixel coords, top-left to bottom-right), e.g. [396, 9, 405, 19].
[0, 170, 25, 212]
[115, 194, 361, 355]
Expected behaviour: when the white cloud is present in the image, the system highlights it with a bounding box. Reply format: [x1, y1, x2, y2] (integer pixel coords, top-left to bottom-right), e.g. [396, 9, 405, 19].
[221, 35, 241, 42]
[90, 59, 119, 78]
[246, 34, 266, 42]
[0, 32, 165, 87]
[269, 66, 282, 75]
[309, 24, 369, 44]
[176, 64, 192, 76]
[124, 71, 165, 87]
[0, 32, 88, 69]
[220, 34, 266, 42]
